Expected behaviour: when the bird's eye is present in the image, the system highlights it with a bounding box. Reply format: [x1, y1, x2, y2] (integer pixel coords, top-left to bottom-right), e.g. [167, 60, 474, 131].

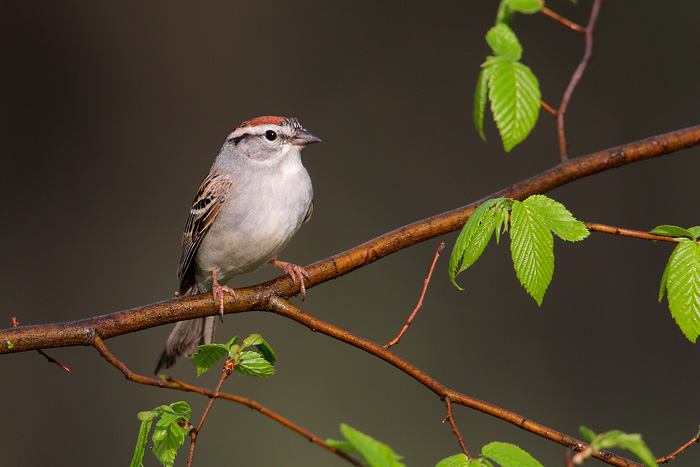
[265, 130, 277, 141]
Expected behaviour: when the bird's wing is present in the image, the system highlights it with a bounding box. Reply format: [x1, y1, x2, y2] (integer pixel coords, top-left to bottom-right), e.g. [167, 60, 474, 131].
[178, 171, 233, 294]
[303, 200, 313, 223]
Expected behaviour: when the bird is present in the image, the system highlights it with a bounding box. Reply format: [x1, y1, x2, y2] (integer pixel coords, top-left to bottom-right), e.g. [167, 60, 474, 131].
[155, 116, 320, 373]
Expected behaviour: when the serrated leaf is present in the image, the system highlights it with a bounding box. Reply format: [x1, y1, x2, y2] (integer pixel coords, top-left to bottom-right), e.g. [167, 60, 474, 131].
[650, 225, 695, 239]
[524, 195, 589, 242]
[662, 240, 700, 342]
[152, 422, 187, 467]
[149, 402, 190, 467]
[340, 423, 406, 467]
[191, 343, 228, 376]
[486, 24, 522, 61]
[243, 334, 277, 364]
[481, 442, 543, 467]
[235, 351, 275, 377]
[505, 0, 543, 14]
[579, 425, 596, 442]
[435, 453, 470, 467]
[486, 56, 540, 152]
[450, 198, 503, 289]
[130, 417, 153, 467]
[474, 66, 491, 141]
[510, 200, 554, 305]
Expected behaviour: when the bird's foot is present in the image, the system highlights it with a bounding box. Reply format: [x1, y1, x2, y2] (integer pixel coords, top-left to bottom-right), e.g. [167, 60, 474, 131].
[270, 259, 310, 299]
[211, 270, 236, 321]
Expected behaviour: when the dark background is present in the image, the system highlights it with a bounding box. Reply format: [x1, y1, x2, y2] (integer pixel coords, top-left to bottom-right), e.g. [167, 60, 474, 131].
[2, 1, 699, 466]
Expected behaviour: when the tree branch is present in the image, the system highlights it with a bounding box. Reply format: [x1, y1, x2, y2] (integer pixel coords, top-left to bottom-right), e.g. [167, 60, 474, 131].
[2, 124, 698, 354]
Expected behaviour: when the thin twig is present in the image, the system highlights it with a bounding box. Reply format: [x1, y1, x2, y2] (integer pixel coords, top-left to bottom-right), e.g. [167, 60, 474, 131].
[187, 364, 231, 467]
[541, 6, 585, 33]
[540, 99, 557, 116]
[12, 317, 72, 374]
[89, 334, 363, 466]
[442, 396, 470, 457]
[656, 433, 700, 463]
[557, 0, 604, 160]
[385, 242, 444, 348]
[584, 223, 696, 243]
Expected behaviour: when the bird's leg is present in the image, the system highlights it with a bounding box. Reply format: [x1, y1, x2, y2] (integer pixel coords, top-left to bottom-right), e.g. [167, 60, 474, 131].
[211, 269, 235, 321]
[269, 259, 310, 299]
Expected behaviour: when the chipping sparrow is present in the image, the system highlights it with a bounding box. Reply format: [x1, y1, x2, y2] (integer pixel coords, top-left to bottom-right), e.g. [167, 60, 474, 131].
[155, 116, 320, 373]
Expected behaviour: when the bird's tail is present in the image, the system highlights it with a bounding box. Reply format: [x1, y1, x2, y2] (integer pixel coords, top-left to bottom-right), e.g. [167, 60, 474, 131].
[154, 285, 216, 374]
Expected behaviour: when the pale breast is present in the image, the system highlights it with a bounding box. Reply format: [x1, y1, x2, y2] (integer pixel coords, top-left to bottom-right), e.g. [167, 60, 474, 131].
[194, 159, 312, 288]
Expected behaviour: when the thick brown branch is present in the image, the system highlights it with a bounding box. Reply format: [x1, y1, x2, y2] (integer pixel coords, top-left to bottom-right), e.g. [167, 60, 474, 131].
[1, 124, 699, 354]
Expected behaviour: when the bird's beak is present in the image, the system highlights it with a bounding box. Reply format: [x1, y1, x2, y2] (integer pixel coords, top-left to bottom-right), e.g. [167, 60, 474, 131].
[292, 129, 321, 147]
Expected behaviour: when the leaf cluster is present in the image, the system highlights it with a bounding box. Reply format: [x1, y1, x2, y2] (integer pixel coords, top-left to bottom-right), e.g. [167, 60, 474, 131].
[131, 401, 192, 467]
[449, 195, 589, 305]
[191, 333, 276, 377]
[475, 0, 544, 151]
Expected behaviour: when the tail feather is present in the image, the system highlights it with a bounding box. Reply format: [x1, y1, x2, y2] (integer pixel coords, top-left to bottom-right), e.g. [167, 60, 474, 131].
[154, 316, 216, 373]
[154, 285, 217, 373]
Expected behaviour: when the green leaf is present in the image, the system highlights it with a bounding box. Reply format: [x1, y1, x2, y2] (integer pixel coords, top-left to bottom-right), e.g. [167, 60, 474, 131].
[130, 417, 154, 467]
[579, 425, 596, 442]
[650, 225, 696, 240]
[137, 410, 160, 422]
[325, 439, 357, 452]
[688, 226, 700, 239]
[146, 402, 191, 467]
[485, 56, 540, 152]
[152, 422, 187, 467]
[510, 200, 554, 305]
[6, 340, 14, 350]
[495, 1, 515, 25]
[474, 66, 491, 141]
[504, 0, 544, 14]
[191, 343, 228, 376]
[449, 198, 503, 289]
[435, 453, 470, 467]
[661, 240, 700, 342]
[224, 335, 239, 349]
[243, 333, 277, 364]
[525, 195, 589, 242]
[339, 423, 406, 467]
[157, 402, 191, 428]
[235, 351, 275, 377]
[481, 442, 543, 467]
[486, 24, 522, 61]
[584, 429, 656, 467]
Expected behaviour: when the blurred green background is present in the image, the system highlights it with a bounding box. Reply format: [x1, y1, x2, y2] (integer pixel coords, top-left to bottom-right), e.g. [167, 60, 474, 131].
[2, 1, 699, 466]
